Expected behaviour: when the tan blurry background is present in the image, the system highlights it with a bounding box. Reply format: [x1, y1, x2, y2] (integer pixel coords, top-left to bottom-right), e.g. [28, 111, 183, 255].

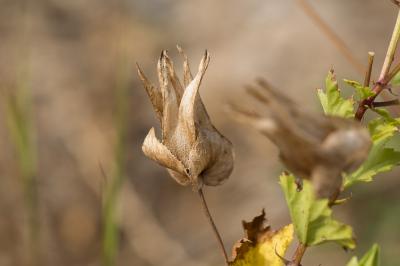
[0, 0, 399, 265]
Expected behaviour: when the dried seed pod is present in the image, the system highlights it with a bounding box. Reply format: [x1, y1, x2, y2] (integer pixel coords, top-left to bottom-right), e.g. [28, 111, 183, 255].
[137, 47, 234, 187]
[231, 80, 371, 199]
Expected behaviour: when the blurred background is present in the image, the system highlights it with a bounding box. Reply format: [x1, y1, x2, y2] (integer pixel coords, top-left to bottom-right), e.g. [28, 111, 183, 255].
[0, 0, 399, 265]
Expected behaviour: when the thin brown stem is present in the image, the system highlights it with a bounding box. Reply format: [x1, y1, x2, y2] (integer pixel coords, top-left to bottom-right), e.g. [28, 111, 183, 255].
[364, 52, 375, 87]
[296, 0, 365, 73]
[197, 188, 229, 266]
[372, 99, 400, 107]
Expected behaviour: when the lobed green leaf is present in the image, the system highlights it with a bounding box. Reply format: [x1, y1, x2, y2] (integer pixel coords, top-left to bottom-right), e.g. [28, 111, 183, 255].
[344, 110, 400, 188]
[280, 173, 355, 249]
[317, 70, 354, 118]
[346, 244, 380, 266]
[391, 71, 400, 86]
[343, 79, 375, 100]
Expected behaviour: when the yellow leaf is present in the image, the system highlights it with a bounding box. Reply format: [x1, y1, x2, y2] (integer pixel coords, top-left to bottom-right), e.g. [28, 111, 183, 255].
[231, 210, 294, 266]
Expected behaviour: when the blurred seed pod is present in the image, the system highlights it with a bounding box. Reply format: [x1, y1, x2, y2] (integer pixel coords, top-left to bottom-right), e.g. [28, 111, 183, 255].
[230, 79, 371, 199]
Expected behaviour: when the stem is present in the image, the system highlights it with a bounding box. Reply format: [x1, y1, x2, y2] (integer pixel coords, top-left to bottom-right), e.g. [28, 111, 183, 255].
[102, 53, 129, 266]
[291, 243, 307, 266]
[355, 9, 400, 120]
[380, 11, 400, 81]
[364, 52, 375, 87]
[387, 61, 400, 81]
[372, 99, 400, 107]
[197, 188, 229, 266]
[296, 0, 365, 73]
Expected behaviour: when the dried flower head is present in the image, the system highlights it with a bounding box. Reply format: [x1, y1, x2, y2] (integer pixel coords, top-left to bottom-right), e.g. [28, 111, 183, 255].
[231, 80, 371, 200]
[137, 46, 234, 188]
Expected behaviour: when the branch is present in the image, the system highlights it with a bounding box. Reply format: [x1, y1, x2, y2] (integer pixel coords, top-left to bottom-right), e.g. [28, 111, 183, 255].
[295, 0, 365, 73]
[364, 52, 375, 87]
[387, 61, 400, 81]
[355, 9, 400, 120]
[372, 99, 400, 107]
[297, 0, 400, 118]
[380, 10, 400, 81]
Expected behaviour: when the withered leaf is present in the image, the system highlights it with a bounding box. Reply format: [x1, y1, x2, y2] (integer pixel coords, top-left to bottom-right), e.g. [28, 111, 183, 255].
[231, 210, 294, 266]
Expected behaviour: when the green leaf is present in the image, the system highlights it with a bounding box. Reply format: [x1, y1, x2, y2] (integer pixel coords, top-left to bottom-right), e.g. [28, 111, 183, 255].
[346, 244, 380, 266]
[344, 115, 400, 188]
[343, 79, 375, 100]
[371, 108, 400, 125]
[279, 173, 355, 249]
[317, 70, 354, 118]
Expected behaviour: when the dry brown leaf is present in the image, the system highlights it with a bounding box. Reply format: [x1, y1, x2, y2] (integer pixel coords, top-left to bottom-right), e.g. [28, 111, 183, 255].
[231, 209, 294, 266]
[138, 47, 234, 187]
[230, 80, 371, 199]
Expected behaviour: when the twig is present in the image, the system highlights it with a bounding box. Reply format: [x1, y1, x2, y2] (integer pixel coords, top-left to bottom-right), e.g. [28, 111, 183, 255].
[372, 99, 400, 107]
[355, 9, 400, 120]
[364, 52, 375, 87]
[197, 188, 230, 266]
[387, 61, 400, 81]
[379, 11, 400, 81]
[295, 0, 365, 73]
